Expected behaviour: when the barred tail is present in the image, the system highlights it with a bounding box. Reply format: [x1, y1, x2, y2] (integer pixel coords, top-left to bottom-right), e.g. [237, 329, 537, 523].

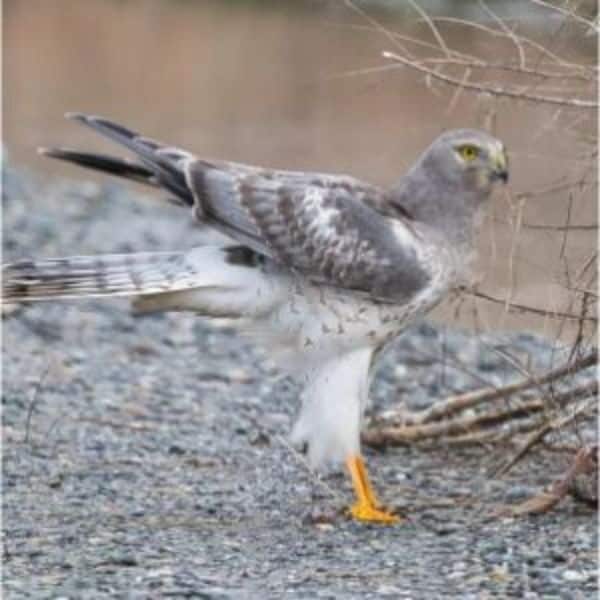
[2, 252, 194, 302]
[2, 246, 286, 320]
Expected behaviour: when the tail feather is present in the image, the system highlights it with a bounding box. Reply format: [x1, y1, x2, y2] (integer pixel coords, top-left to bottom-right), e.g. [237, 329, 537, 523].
[2, 252, 198, 302]
[2, 246, 286, 322]
[38, 147, 158, 187]
[41, 113, 194, 205]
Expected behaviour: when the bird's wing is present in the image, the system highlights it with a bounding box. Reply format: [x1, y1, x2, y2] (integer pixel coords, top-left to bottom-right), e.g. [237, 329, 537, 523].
[190, 165, 431, 302]
[43, 114, 431, 302]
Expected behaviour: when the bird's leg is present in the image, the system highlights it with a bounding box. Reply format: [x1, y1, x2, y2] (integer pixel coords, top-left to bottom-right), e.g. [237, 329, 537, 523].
[345, 455, 400, 524]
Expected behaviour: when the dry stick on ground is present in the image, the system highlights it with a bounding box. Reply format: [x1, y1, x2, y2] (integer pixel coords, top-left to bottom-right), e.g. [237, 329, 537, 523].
[397, 350, 596, 426]
[494, 392, 598, 477]
[363, 379, 598, 448]
[74, 417, 156, 432]
[24, 365, 50, 445]
[365, 402, 546, 446]
[496, 444, 598, 517]
[439, 416, 548, 447]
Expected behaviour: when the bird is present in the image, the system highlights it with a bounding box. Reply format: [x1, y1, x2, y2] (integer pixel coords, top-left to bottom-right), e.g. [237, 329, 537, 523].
[3, 113, 508, 524]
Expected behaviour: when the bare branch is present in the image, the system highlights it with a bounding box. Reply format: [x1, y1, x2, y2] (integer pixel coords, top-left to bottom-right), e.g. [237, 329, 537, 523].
[528, 0, 598, 32]
[477, 0, 526, 69]
[497, 445, 598, 516]
[364, 380, 597, 448]
[421, 16, 595, 71]
[495, 394, 598, 476]
[469, 290, 598, 323]
[518, 222, 598, 232]
[407, 350, 597, 426]
[406, 0, 452, 58]
[343, 0, 415, 59]
[382, 51, 598, 109]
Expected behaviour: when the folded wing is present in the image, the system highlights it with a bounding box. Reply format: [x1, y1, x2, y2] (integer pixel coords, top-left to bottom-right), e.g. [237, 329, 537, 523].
[42, 114, 431, 302]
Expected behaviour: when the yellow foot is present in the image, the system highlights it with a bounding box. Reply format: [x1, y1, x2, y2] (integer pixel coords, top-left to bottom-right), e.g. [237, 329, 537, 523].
[345, 454, 402, 524]
[348, 502, 401, 524]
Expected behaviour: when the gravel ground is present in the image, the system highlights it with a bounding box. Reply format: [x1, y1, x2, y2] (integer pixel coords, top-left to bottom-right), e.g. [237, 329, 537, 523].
[2, 166, 597, 599]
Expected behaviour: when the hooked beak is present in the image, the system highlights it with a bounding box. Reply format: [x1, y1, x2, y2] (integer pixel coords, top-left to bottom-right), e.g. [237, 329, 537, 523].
[490, 144, 509, 183]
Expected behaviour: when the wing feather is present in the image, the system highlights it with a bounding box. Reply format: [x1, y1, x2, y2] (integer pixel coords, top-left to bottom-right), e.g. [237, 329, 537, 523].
[188, 163, 431, 301]
[43, 114, 431, 302]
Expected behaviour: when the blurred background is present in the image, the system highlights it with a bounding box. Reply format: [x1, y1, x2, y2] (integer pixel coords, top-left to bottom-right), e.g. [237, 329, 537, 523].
[3, 0, 597, 342]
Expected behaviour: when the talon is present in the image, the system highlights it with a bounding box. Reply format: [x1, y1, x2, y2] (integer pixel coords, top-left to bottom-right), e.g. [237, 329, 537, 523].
[348, 502, 400, 524]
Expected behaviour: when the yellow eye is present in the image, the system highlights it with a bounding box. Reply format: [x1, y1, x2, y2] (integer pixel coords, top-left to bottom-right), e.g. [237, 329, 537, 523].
[458, 144, 479, 161]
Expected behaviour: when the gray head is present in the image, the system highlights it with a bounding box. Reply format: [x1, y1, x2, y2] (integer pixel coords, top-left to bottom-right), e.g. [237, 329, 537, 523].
[391, 129, 508, 237]
[419, 128, 508, 195]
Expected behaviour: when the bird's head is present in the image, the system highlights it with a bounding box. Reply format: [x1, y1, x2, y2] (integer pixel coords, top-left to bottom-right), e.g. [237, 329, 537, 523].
[420, 129, 509, 198]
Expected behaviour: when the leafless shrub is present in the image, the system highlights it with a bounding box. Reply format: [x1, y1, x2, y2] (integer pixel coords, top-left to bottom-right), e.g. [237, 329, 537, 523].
[347, 0, 598, 499]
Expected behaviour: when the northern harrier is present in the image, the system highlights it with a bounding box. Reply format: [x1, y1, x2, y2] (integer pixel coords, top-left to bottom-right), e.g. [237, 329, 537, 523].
[3, 114, 508, 523]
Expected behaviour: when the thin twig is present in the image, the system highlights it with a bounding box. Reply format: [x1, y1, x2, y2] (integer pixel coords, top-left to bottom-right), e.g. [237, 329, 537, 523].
[343, 0, 415, 59]
[24, 366, 51, 445]
[441, 417, 548, 447]
[364, 379, 597, 447]
[276, 434, 345, 503]
[518, 222, 598, 232]
[422, 16, 594, 71]
[469, 290, 598, 323]
[382, 51, 598, 109]
[494, 393, 598, 476]
[478, 0, 526, 69]
[74, 417, 155, 432]
[408, 350, 597, 426]
[407, 0, 452, 58]
[496, 444, 598, 516]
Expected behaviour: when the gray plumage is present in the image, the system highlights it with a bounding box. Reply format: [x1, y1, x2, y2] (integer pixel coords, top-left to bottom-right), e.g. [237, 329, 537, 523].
[4, 114, 508, 471]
